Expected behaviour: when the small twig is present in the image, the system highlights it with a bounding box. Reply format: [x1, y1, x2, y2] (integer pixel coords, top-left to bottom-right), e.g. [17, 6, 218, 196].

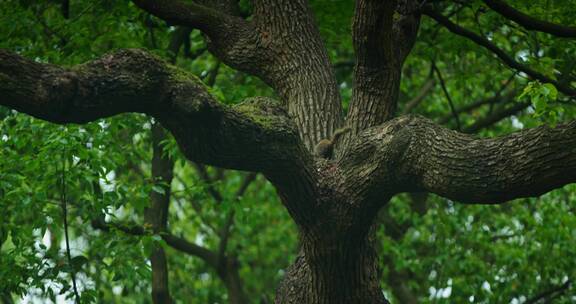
[192, 162, 223, 203]
[217, 173, 257, 265]
[402, 64, 435, 114]
[174, 174, 220, 234]
[92, 219, 219, 267]
[432, 62, 461, 131]
[489, 72, 517, 114]
[463, 101, 530, 133]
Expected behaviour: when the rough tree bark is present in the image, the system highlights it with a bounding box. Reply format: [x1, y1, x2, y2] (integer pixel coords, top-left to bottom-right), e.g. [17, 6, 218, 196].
[2, 0, 576, 303]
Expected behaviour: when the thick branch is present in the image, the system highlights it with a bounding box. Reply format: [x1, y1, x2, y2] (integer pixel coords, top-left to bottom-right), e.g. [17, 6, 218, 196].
[482, 0, 576, 38]
[347, 0, 400, 133]
[394, 0, 422, 64]
[397, 116, 576, 203]
[340, 116, 576, 207]
[0, 49, 320, 229]
[251, 0, 344, 149]
[132, 0, 240, 37]
[133, 0, 273, 93]
[0, 49, 310, 173]
[422, 8, 576, 96]
[137, 0, 343, 149]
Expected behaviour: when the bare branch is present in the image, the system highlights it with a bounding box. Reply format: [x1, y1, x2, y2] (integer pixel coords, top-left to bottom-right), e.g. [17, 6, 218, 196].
[91, 219, 218, 267]
[482, 0, 576, 38]
[402, 78, 435, 114]
[432, 63, 461, 131]
[438, 77, 517, 125]
[192, 162, 224, 203]
[462, 101, 530, 133]
[173, 174, 220, 234]
[524, 279, 572, 304]
[422, 7, 576, 96]
[217, 173, 257, 265]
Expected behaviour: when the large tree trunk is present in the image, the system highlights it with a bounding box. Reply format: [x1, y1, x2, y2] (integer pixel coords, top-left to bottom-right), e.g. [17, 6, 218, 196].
[269, 167, 392, 304]
[275, 222, 387, 304]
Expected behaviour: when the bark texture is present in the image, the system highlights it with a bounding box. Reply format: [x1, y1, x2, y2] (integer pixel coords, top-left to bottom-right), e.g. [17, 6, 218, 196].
[2, 0, 576, 303]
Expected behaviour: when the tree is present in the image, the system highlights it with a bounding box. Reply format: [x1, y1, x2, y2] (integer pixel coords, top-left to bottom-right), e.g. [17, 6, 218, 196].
[1, 0, 576, 303]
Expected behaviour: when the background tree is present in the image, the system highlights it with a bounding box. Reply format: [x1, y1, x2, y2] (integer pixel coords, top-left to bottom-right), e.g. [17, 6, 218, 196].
[1, 0, 576, 303]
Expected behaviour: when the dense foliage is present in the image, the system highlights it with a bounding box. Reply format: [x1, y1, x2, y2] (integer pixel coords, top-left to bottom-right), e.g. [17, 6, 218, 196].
[1, 0, 575, 303]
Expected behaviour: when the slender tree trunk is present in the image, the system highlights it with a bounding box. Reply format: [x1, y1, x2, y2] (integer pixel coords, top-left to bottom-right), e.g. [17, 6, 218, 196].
[148, 248, 172, 303]
[218, 257, 249, 304]
[145, 123, 175, 304]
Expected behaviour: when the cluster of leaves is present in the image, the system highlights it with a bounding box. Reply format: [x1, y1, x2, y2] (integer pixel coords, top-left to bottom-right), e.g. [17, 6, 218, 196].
[518, 81, 561, 125]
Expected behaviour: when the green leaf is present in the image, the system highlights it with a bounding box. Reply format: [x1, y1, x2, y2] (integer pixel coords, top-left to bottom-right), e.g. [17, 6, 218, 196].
[152, 185, 165, 195]
[543, 83, 558, 100]
[70, 255, 89, 271]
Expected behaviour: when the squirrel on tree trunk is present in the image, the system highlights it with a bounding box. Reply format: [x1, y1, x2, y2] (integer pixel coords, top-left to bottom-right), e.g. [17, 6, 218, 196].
[314, 127, 351, 159]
